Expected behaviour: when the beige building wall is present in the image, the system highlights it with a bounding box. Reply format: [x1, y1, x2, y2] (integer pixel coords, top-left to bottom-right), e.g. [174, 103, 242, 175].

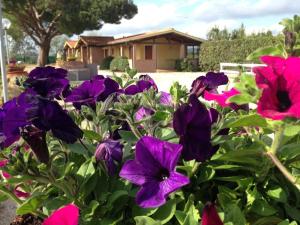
[156, 44, 180, 70]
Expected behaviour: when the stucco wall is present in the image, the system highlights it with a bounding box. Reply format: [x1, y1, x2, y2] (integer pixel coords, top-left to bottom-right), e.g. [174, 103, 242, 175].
[156, 44, 180, 70]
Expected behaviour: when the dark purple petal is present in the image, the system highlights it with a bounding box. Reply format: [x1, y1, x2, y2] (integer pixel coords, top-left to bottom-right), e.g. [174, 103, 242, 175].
[136, 182, 165, 208]
[125, 85, 140, 95]
[95, 139, 123, 175]
[173, 95, 215, 162]
[66, 79, 105, 109]
[28, 66, 67, 79]
[22, 127, 49, 164]
[32, 99, 83, 143]
[137, 80, 154, 92]
[97, 78, 119, 101]
[139, 75, 158, 91]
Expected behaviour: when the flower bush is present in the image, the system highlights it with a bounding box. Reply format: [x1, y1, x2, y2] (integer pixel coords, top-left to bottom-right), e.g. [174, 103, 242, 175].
[0, 56, 300, 225]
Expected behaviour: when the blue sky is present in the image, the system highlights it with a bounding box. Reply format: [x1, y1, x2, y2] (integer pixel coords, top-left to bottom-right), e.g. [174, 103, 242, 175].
[83, 0, 300, 39]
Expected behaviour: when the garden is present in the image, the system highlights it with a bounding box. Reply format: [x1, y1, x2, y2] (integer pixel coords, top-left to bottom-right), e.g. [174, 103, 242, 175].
[1, 39, 300, 224]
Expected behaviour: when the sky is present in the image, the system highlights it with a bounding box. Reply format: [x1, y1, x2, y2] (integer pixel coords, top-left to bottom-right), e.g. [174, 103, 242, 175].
[82, 0, 300, 39]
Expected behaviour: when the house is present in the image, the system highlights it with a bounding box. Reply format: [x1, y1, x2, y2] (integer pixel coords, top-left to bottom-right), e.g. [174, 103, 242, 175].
[63, 40, 78, 58]
[64, 28, 204, 72]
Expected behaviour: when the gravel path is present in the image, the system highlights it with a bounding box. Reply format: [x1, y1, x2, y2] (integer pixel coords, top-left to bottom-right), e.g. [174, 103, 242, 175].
[0, 200, 16, 225]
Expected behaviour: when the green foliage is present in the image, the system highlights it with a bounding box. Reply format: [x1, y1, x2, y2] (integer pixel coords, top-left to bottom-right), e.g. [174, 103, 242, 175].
[175, 58, 199, 72]
[101, 56, 114, 70]
[110, 56, 130, 72]
[199, 36, 283, 71]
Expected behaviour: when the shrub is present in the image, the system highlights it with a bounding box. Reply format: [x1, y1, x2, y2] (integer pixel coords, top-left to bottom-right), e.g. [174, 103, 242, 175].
[175, 58, 199, 72]
[100, 56, 114, 70]
[110, 56, 129, 72]
[199, 36, 283, 71]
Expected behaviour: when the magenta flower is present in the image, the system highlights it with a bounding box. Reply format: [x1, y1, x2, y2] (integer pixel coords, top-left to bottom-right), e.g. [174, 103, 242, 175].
[173, 95, 217, 162]
[253, 56, 300, 120]
[203, 88, 248, 111]
[95, 139, 123, 175]
[190, 72, 228, 97]
[202, 203, 224, 225]
[119, 136, 189, 208]
[139, 74, 158, 90]
[14, 185, 30, 198]
[0, 159, 10, 179]
[43, 204, 79, 225]
[134, 107, 154, 121]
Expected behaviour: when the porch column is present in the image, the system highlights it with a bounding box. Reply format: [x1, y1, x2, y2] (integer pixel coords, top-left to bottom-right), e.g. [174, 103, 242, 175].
[153, 44, 157, 71]
[132, 44, 136, 69]
[180, 44, 186, 59]
[81, 46, 84, 62]
[120, 46, 123, 57]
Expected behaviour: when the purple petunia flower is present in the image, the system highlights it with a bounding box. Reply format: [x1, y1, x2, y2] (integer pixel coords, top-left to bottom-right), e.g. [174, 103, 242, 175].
[159, 91, 173, 106]
[125, 75, 158, 95]
[173, 95, 217, 162]
[134, 107, 154, 122]
[66, 79, 105, 110]
[0, 90, 37, 148]
[190, 72, 228, 97]
[120, 136, 189, 208]
[31, 99, 83, 143]
[66, 76, 119, 110]
[25, 66, 69, 99]
[95, 139, 123, 175]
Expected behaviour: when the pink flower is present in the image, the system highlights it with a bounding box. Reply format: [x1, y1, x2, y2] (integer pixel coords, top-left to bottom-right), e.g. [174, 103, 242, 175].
[14, 185, 30, 198]
[254, 56, 300, 120]
[0, 159, 10, 179]
[43, 204, 79, 225]
[201, 203, 223, 225]
[204, 88, 242, 110]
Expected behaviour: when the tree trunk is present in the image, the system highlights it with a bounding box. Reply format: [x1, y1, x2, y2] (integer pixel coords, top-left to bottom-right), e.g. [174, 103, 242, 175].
[37, 41, 51, 67]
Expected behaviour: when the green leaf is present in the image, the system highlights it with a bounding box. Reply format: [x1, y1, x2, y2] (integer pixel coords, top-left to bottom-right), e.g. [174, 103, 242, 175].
[134, 216, 161, 225]
[228, 94, 253, 105]
[252, 216, 282, 225]
[76, 159, 95, 183]
[119, 130, 138, 143]
[152, 199, 177, 224]
[224, 114, 268, 128]
[81, 200, 100, 222]
[197, 166, 215, 183]
[17, 194, 47, 215]
[247, 45, 287, 61]
[267, 187, 287, 203]
[83, 129, 102, 141]
[284, 204, 300, 222]
[67, 143, 89, 156]
[224, 204, 246, 225]
[152, 111, 169, 122]
[251, 199, 277, 216]
[284, 125, 300, 136]
[133, 206, 158, 217]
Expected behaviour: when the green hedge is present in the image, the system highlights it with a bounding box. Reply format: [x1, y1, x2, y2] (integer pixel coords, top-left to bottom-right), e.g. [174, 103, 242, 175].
[175, 58, 199, 72]
[100, 56, 114, 70]
[199, 36, 284, 71]
[110, 56, 129, 72]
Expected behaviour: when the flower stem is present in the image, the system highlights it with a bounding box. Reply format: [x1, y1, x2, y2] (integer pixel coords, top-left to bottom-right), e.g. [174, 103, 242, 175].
[0, 185, 23, 205]
[266, 151, 300, 190]
[266, 125, 300, 191]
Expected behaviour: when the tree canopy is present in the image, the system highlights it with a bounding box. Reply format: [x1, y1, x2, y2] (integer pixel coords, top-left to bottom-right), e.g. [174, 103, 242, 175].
[3, 0, 138, 66]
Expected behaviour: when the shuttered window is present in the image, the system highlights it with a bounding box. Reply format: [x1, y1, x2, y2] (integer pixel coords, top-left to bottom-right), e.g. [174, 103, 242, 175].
[145, 45, 153, 60]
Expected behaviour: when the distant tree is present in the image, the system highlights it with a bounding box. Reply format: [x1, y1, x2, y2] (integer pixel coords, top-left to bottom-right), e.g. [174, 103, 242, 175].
[207, 26, 230, 41]
[50, 35, 69, 56]
[280, 15, 300, 56]
[3, 0, 138, 66]
[231, 23, 246, 40]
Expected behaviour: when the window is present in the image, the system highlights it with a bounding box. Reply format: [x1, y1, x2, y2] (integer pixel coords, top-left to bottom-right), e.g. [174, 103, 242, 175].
[186, 45, 199, 59]
[145, 45, 153, 60]
[104, 49, 108, 57]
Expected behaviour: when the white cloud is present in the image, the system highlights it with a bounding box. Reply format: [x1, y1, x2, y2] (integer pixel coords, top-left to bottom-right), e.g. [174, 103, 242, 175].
[82, 0, 295, 39]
